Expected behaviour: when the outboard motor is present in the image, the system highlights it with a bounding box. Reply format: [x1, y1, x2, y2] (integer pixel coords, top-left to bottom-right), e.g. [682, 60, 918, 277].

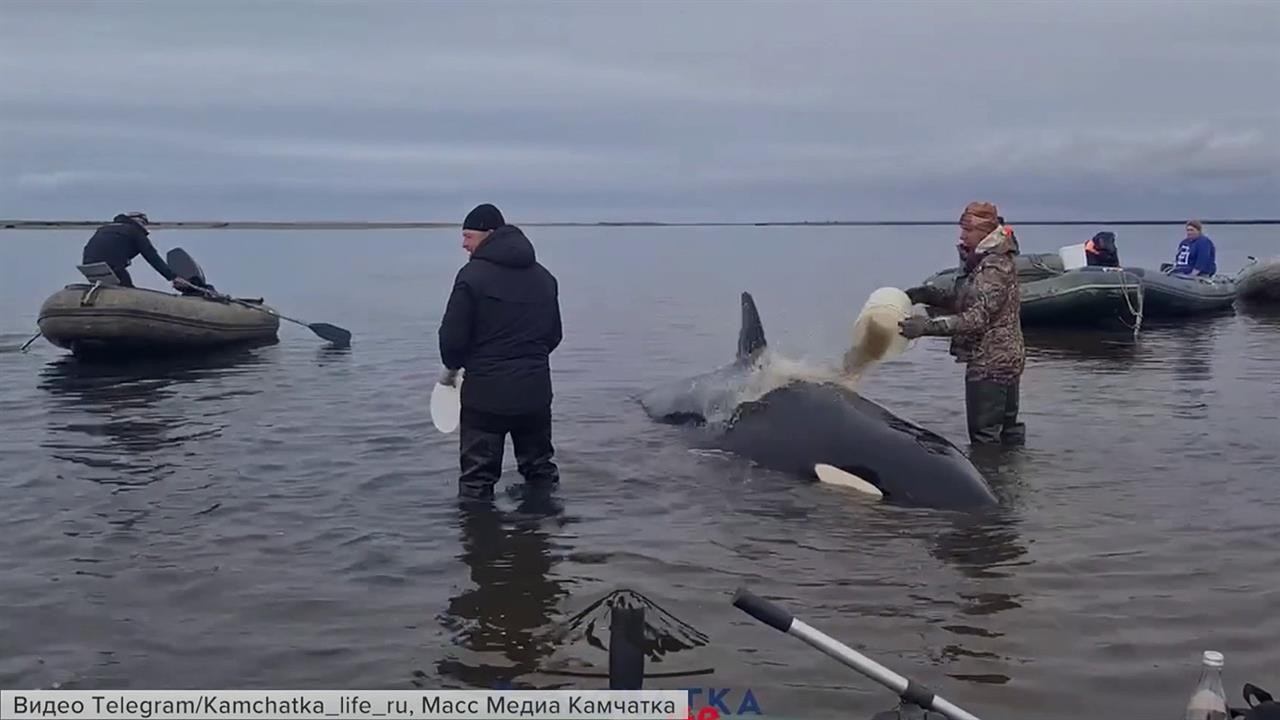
[165, 248, 218, 295]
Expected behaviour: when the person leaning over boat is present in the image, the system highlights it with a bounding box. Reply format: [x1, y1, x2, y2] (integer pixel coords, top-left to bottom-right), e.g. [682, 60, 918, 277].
[1085, 231, 1121, 267]
[81, 212, 184, 290]
[1169, 219, 1217, 276]
[437, 203, 563, 503]
[897, 201, 1026, 445]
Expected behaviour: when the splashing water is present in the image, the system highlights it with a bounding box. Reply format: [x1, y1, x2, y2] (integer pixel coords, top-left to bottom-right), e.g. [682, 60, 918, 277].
[695, 307, 905, 428]
[842, 318, 897, 378]
[696, 349, 857, 428]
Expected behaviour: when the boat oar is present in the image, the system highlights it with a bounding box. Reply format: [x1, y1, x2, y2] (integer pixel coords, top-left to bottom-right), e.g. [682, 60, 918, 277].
[175, 279, 351, 347]
[731, 587, 984, 720]
[18, 331, 41, 353]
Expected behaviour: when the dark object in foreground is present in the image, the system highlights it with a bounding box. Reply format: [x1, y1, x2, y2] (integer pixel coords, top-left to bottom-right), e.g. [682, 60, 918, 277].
[534, 587, 714, 686]
[608, 602, 644, 689]
[1232, 683, 1280, 719]
[732, 586, 983, 720]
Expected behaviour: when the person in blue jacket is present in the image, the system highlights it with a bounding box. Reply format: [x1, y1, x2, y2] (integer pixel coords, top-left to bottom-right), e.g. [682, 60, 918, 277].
[1169, 219, 1217, 276]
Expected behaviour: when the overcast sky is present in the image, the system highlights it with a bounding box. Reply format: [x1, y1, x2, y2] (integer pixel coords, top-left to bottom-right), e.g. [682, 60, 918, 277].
[1, 0, 1277, 223]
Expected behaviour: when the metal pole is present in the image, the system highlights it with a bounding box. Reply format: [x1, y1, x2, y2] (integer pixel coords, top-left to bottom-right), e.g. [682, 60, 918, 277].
[732, 588, 983, 720]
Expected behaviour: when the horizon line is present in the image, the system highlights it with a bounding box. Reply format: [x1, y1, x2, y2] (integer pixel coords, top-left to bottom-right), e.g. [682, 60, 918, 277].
[3, 218, 1279, 230]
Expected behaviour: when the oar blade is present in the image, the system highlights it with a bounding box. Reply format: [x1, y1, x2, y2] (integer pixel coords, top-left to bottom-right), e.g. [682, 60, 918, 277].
[309, 323, 351, 346]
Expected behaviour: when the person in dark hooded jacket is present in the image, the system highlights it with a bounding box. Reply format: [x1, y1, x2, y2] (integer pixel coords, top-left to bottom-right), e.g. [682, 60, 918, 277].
[81, 212, 184, 289]
[437, 204, 563, 502]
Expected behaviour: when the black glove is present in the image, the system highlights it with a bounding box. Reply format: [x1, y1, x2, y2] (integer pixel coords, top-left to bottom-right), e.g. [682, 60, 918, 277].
[904, 286, 929, 305]
[898, 315, 934, 339]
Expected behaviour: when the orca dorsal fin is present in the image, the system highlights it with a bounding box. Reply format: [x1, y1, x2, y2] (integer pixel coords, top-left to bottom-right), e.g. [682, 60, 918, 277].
[737, 291, 767, 362]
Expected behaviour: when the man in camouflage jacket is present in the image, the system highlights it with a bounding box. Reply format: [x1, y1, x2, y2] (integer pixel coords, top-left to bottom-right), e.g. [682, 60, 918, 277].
[899, 201, 1026, 445]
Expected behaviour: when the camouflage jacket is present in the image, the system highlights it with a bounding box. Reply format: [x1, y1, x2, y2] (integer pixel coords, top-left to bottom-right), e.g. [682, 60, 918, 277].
[916, 227, 1025, 383]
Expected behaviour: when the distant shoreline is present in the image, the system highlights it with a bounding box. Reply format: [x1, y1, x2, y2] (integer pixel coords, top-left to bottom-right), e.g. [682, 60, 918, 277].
[2, 218, 1278, 231]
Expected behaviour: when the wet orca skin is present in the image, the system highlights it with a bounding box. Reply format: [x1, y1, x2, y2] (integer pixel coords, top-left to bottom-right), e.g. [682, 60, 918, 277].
[637, 292, 998, 510]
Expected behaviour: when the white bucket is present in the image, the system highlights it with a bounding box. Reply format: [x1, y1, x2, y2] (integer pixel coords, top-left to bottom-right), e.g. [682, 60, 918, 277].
[845, 287, 915, 372]
[1059, 242, 1088, 270]
[430, 372, 463, 433]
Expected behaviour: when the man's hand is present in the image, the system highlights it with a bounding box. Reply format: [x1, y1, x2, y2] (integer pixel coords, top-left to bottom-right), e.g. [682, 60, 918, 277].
[172, 278, 190, 291]
[899, 315, 934, 339]
[438, 368, 460, 387]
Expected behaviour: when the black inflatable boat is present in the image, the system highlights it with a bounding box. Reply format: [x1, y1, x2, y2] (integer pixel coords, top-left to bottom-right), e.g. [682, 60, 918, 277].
[920, 264, 1143, 330]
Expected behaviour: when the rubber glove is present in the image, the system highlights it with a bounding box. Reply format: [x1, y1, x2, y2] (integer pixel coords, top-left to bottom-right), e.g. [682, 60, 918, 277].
[898, 315, 934, 339]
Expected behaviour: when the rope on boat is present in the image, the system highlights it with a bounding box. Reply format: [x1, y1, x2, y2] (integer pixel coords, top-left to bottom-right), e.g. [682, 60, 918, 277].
[1116, 268, 1144, 339]
[1027, 253, 1144, 339]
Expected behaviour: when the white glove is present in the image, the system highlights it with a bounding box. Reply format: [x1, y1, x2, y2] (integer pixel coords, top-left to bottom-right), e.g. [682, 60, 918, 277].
[438, 368, 460, 387]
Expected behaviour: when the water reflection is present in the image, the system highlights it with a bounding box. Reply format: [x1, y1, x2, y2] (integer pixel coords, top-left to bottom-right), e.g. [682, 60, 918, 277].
[37, 342, 275, 482]
[926, 448, 1030, 685]
[1237, 303, 1280, 329]
[1022, 328, 1140, 365]
[435, 499, 571, 689]
[967, 445, 1032, 508]
[0, 332, 41, 353]
[315, 344, 352, 366]
[1153, 318, 1217, 386]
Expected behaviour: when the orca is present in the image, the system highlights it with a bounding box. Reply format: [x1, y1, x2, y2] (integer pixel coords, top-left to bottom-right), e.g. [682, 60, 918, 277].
[636, 291, 998, 510]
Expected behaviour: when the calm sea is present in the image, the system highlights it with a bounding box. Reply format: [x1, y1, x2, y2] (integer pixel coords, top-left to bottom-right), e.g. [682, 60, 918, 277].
[2, 224, 1277, 718]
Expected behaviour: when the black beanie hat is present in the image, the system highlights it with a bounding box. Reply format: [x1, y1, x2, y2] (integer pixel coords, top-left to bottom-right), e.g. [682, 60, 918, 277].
[463, 203, 504, 232]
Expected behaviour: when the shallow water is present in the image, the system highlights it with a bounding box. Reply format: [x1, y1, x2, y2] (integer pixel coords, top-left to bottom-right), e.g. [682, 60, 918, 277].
[1, 225, 1277, 718]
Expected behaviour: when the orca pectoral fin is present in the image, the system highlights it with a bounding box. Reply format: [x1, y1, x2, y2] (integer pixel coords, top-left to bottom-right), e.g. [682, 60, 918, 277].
[814, 463, 884, 499]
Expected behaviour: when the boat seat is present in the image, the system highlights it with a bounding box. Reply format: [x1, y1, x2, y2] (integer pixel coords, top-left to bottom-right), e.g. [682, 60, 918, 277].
[77, 262, 123, 286]
[1058, 243, 1088, 271]
[75, 263, 125, 306]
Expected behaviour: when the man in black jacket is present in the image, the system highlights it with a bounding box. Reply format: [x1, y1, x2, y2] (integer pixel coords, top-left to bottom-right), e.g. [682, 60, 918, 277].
[82, 212, 183, 289]
[438, 204, 563, 502]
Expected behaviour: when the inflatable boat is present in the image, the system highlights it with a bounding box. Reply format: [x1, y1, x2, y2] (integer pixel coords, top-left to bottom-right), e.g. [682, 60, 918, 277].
[1008, 251, 1065, 281]
[37, 282, 280, 359]
[920, 265, 1143, 329]
[1122, 266, 1237, 318]
[1235, 255, 1280, 305]
[1021, 267, 1145, 327]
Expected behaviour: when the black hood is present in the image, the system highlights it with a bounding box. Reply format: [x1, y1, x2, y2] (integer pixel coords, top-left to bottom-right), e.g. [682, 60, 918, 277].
[111, 214, 148, 234]
[472, 225, 535, 268]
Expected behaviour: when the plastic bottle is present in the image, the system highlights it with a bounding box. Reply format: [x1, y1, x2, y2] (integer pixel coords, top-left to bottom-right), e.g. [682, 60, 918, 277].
[1184, 650, 1230, 720]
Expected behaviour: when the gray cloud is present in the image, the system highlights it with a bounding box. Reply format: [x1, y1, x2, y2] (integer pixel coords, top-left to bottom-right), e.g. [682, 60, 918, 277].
[2, 0, 1277, 221]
